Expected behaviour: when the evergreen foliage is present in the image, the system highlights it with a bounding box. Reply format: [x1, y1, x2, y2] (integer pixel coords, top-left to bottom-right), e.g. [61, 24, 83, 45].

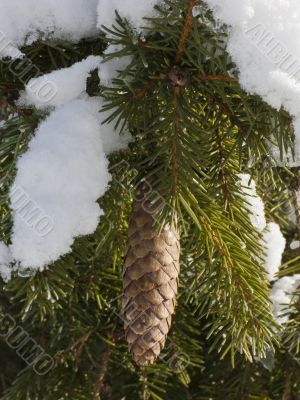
[0, 1, 300, 398]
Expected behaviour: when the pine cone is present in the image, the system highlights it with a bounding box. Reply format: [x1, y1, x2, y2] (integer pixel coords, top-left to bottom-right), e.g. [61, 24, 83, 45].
[123, 182, 180, 366]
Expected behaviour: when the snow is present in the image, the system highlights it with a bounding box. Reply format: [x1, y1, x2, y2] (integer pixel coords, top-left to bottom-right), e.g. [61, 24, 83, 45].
[271, 275, 300, 324]
[205, 0, 300, 166]
[99, 45, 133, 86]
[97, 0, 161, 31]
[0, 243, 12, 282]
[18, 56, 132, 155]
[0, 41, 133, 278]
[237, 171, 298, 326]
[290, 240, 300, 250]
[97, 98, 132, 154]
[262, 223, 286, 281]
[0, 0, 162, 59]
[81, 96, 131, 154]
[239, 176, 288, 297]
[0, 0, 99, 59]
[237, 175, 297, 322]
[9, 98, 111, 270]
[268, 142, 295, 167]
[1, 92, 130, 275]
[19, 56, 101, 109]
[239, 174, 266, 232]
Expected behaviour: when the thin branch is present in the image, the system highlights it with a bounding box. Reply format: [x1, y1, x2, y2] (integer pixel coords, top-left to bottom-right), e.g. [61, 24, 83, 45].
[171, 88, 180, 195]
[291, 176, 300, 240]
[195, 73, 238, 84]
[128, 72, 237, 104]
[282, 370, 292, 400]
[141, 371, 150, 400]
[0, 97, 31, 117]
[195, 210, 266, 345]
[93, 346, 113, 400]
[56, 327, 94, 364]
[132, 81, 158, 101]
[215, 127, 231, 213]
[176, 0, 198, 63]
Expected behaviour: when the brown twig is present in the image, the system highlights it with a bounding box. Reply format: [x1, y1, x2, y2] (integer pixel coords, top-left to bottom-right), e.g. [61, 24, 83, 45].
[215, 128, 231, 212]
[141, 371, 150, 400]
[0, 97, 31, 117]
[93, 346, 113, 400]
[56, 327, 94, 364]
[129, 72, 236, 104]
[291, 175, 300, 240]
[195, 73, 238, 83]
[172, 89, 180, 195]
[282, 370, 292, 400]
[176, 0, 198, 63]
[292, 190, 300, 240]
[132, 81, 157, 101]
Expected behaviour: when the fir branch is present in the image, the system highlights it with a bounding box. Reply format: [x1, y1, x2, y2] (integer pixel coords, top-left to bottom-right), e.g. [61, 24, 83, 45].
[57, 327, 95, 365]
[172, 89, 180, 196]
[282, 370, 292, 400]
[215, 128, 232, 213]
[185, 198, 266, 343]
[0, 97, 31, 117]
[176, 0, 198, 63]
[2, 2, 298, 398]
[141, 372, 150, 400]
[291, 175, 300, 240]
[195, 73, 238, 84]
[93, 346, 113, 400]
[132, 80, 158, 101]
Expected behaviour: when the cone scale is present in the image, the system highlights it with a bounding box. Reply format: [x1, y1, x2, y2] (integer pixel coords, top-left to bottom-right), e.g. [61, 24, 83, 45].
[123, 182, 180, 366]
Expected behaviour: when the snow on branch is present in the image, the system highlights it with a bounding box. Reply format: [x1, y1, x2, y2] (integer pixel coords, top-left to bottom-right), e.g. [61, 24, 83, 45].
[19, 56, 102, 109]
[205, 0, 300, 165]
[0, 0, 162, 59]
[97, 0, 161, 31]
[239, 174, 298, 324]
[239, 174, 266, 232]
[271, 275, 300, 324]
[0, 0, 99, 58]
[262, 222, 286, 282]
[9, 98, 111, 270]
